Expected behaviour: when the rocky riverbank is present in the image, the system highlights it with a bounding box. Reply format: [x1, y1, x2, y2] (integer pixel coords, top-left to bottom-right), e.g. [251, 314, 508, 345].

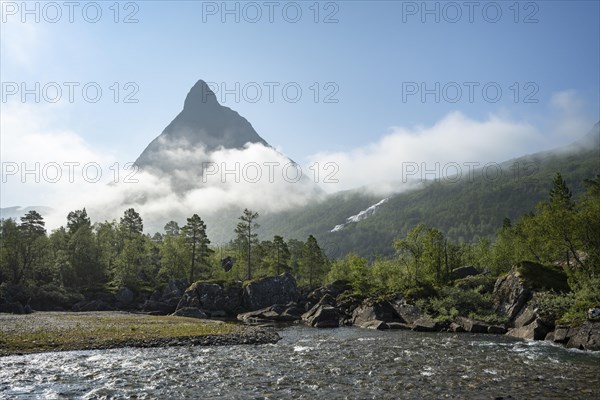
[0, 311, 280, 356]
[2, 267, 598, 353]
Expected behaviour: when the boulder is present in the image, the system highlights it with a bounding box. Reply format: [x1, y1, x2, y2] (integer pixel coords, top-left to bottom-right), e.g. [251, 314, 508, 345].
[171, 307, 208, 319]
[450, 266, 480, 280]
[352, 300, 403, 328]
[552, 325, 571, 343]
[506, 318, 549, 340]
[387, 322, 412, 330]
[360, 320, 390, 330]
[176, 280, 243, 316]
[302, 305, 340, 328]
[243, 273, 298, 311]
[455, 317, 489, 333]
[449, 322, 465, 333]
[412, 317, 440, 332]
[566, 321, 600, 351]
[492, 267, 532, 321]
[336, 296, 362, 324]
[238, 303, 303, 323]
[305, 280, 352, 310]
[302, 295, 340, 328]
[390, 301, 423, 325]
[513, 306, 537, 328]
[488, 325, 507, 334]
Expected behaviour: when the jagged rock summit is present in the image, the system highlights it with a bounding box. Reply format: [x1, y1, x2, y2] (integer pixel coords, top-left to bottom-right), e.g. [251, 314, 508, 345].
[135, 80, 270, 169]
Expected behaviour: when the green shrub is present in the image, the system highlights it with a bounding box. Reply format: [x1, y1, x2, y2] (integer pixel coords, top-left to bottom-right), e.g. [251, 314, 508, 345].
[516, 261, 570, 292]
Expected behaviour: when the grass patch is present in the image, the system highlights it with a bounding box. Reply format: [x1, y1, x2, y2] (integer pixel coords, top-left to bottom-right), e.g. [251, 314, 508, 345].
[0, 312, 236, 356]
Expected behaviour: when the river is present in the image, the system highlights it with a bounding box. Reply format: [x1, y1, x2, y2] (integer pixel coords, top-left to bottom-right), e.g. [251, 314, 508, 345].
[1, 326, 599, 399]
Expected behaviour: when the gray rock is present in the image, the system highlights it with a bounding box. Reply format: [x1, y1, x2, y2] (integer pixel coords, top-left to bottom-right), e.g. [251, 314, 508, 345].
[172, 307, 208, 319]
[305, 280, 352, 310]
[506, 318, 549, 340]
[302, 305, 340, 328]
[449, 322, 465, 333]
[513, 306, 537, 328]
[412, 317, 440, 332]
[238, 303, 303, 323]
[390, 302, 422, 325]
[177, 281, 243, 315]
[456, 317, 489, 333]
[242, 273, 298, 311]
[450, 266, 480, 280]
[493, 268, 532, 321]
[352, 300, 403, 327]
[488, 325, 507, 334]
[566, 321, 600, 351]
[387, 322, 412, 330]
[360, 320, 390, 330]
[553, 325, 570, 343]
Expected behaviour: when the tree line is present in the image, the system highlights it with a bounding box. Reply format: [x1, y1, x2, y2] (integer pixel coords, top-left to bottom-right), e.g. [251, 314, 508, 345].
[1, 173, 598, 323]
[0, 207, 329, 293]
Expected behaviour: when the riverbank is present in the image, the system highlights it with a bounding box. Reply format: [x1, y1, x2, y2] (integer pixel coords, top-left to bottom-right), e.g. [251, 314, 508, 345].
[0, 311, 280, 356]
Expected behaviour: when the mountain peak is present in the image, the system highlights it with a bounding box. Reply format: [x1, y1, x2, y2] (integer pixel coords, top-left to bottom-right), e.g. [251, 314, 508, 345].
[135, 79, 269, 169]
[183, 80, 220, 111]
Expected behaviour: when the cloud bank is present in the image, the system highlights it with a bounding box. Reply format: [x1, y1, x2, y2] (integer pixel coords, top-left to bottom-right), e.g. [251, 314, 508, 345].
[2, 91, 594, 232]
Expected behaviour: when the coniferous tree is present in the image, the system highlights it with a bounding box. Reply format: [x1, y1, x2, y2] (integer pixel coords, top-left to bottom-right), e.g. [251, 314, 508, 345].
[182, 214, 212, 282]
[235, 209, 259, 280]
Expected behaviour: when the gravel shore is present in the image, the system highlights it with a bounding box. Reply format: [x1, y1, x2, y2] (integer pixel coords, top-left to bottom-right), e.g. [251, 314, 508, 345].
[0, 311, 280, 356]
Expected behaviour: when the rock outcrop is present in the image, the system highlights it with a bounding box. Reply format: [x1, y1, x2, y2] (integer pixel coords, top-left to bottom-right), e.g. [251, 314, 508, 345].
[237, 303, 303, 323]
[566, 321, 600, 351]
[506, 318, 550, 340]
[242, 273, 298, 311]
[492, 268, 533, 321]
[176, 280, 243, 316]
[302, 295, 340, 328]
[352, 300, 404, 328]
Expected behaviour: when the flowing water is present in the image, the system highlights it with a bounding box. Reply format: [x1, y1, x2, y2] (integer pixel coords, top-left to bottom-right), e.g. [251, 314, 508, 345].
[1, 326, 599, 399]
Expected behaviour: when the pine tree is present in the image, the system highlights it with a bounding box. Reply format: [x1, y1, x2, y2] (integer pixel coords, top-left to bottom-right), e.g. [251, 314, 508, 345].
[235, 209, 259, 280]
[182, 214, 212, 282]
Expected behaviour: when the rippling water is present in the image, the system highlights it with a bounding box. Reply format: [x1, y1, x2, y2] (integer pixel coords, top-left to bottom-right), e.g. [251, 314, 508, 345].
[1, 326, 599, 399]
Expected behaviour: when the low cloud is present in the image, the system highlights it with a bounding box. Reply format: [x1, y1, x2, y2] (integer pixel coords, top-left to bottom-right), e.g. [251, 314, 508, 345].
[1, 103, 322, 232]
[308, 94, 596, 194]
[2, 91, 595, 232]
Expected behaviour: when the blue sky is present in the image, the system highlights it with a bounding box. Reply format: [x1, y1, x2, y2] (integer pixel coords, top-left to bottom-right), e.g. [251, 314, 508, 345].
[1, 0, 599, 215]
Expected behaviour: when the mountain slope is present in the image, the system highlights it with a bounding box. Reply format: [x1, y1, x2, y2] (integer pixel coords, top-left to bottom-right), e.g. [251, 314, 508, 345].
[259, 123, 600, 259]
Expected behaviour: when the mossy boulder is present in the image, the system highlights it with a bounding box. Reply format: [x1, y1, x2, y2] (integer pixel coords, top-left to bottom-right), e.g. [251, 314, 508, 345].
[493, 262, 570, 331]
